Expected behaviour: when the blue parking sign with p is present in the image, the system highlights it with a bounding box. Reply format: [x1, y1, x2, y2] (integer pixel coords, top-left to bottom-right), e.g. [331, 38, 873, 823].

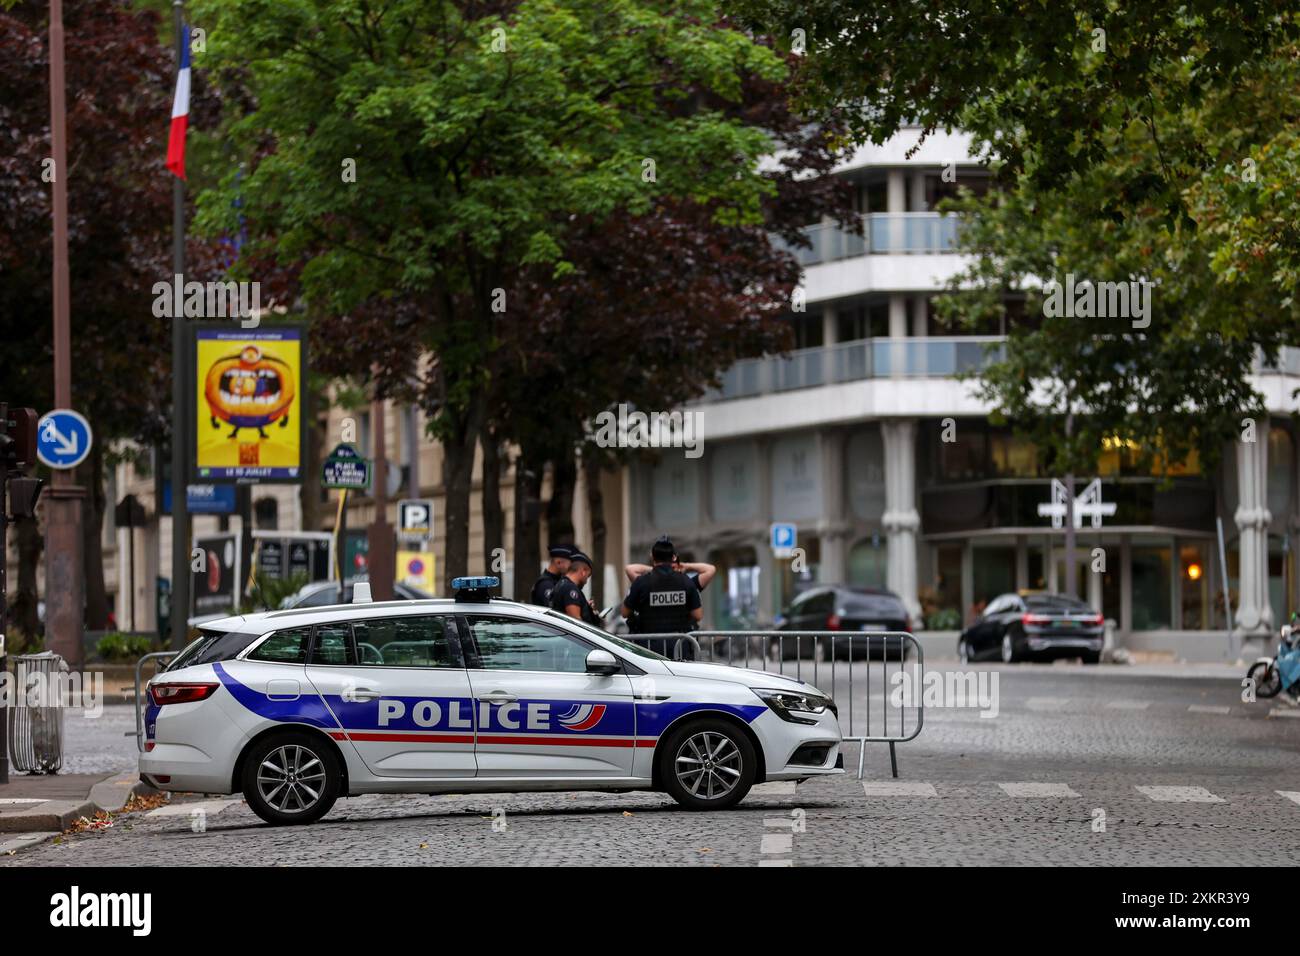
[36, 409, 93, 470]
[770, 522, 797, 553]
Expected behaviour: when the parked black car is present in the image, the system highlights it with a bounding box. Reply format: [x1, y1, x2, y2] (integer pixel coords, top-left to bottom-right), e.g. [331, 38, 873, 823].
[959, 591, 1104, 663]
[773, 585, 912, 660]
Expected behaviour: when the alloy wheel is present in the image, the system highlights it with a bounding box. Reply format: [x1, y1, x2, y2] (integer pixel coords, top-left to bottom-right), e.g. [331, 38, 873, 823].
[257, 744, 327, 814]
[674, 731, 743, 800]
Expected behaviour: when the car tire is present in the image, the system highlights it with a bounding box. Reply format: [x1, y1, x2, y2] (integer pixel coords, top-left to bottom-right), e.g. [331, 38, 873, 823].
[242, 731, 340, 826]
[659, 718, 757, 811]
[958, 638, 971, 663]
[1001, 633, 1018, 663]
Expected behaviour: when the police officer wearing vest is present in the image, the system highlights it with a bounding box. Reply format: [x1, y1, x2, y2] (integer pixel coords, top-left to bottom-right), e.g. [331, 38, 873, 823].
[621, 536, 701, 658]
[529, 544, 573, 607]
[549, 551, 603, 627]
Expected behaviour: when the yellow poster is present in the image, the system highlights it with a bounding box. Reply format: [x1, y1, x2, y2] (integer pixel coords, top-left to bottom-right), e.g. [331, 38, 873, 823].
[397, 550, 436, 594]
[194, 327, 303, 481]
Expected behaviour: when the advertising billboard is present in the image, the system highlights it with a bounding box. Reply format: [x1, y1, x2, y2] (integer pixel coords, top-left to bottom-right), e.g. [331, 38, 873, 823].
[193, 325, 305, 482]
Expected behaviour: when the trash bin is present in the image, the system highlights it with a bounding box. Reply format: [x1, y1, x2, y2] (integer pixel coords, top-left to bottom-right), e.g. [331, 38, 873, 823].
[7, 652, 67, 774]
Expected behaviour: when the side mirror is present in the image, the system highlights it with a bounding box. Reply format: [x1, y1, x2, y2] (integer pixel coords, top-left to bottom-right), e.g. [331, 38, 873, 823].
[586, 649, 620, 676]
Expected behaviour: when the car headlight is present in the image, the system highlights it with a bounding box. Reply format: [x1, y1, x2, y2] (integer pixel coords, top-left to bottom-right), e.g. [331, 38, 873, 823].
[754, 688, 836, 725]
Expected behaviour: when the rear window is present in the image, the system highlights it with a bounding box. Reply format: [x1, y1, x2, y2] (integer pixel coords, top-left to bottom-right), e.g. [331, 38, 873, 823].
[1025, 595, 1092, 613]
[841, 593, 906, 617]
[167, 629, 261, 669]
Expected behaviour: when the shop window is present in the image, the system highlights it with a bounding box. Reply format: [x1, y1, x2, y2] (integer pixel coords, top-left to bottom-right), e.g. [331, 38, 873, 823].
[1178, 541, 1210, 630]
[921, 544, 963, 630]
[990, 433, 1039, 478]
[848, 537, 887, 590]
[1131, 544, 1173, 630]
[971, 545, 1015, 621]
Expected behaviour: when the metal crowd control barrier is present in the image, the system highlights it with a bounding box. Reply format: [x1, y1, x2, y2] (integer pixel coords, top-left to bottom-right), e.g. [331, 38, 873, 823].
[7, 652, 68, 774]
[632, 631, 924, 780]
[130, 651, 179, 753]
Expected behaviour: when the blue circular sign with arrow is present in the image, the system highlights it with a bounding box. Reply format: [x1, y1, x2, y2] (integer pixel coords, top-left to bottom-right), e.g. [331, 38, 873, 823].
[36, 409, 93, 470]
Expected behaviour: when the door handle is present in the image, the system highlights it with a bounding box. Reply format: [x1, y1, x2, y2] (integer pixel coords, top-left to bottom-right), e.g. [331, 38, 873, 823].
[477, 691, 518, 703]
[348, 687, 381, 701]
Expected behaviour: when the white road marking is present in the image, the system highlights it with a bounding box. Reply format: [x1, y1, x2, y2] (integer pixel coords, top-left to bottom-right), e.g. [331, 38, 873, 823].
[758, 858, 794, 867]
[862, 781, 938, 797]
[0, 798, 47, 806]
[1136, 785, 1225, 803]
[1276, 791, 1300, 806]
[1026, 697, 1071, 711]
[1268, 708, 1300, 719]
[760, 833, 793, 855]
[1106, 700, 1149, 710]
[146, 798, 243, 819]
[998, 782, 1081, 798]
[1188, 705, 1231, 715]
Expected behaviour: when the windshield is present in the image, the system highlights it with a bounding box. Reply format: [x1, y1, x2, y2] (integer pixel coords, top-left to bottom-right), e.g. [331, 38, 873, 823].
[541, 609, 669, 661]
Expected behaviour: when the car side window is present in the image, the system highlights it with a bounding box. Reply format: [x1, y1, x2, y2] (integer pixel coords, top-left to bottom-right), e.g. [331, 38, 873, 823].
[248, 627, 312, 664]
[465, 616, 592, 673]
[983, 596, 1007, 617]
[310, 623, 356, 665]
[352, 616, 461, 668]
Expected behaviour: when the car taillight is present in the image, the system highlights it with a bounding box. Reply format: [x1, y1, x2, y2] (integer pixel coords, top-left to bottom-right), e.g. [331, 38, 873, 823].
[826, 614, 841, 630]
[149, 682, 219, 706]
[1022, 613, 1051, 626]
[1088, 613, 1104, 626]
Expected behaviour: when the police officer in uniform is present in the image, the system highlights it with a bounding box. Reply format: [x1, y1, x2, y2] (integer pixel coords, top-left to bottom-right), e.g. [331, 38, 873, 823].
[549, 551, 603, 627]
[529, 545, 573, 607]
[621, 536, 701, 658]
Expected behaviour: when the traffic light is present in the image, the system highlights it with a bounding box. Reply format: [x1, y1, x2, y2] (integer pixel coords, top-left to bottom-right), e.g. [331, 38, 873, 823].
[0, 405, 37, 472]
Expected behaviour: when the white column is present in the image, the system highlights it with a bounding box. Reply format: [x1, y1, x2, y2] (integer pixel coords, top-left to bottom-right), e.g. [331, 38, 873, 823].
[888, 295, 908, 377]
[908, 170, 927, 213]
[1235, 420, 1274, 644]
[818, 431, 847, 584]
[886, 169, 906, 252]
[881, 419, 923, 625]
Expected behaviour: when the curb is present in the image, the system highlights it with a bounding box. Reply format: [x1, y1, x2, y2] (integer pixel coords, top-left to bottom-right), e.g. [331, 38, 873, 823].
[0, 770, 160, 836]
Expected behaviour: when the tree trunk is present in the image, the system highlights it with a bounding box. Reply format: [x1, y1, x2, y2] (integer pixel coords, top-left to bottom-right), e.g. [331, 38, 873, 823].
[301, 396, 326, 531]
[481, 429, 504, 576]
[546, 445, 577, 545]
[82, 442, 110, 630]
[511, 448, 543, 601]
[13, 513, 43, 644]
[584, 453, 607, 608]
[440, 396, 483, 593]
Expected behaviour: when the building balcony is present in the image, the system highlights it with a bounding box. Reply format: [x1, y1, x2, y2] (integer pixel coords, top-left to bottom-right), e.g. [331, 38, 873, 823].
[706, 340, 1300, 404]
[774, 213, 963, 266]
[710, 337, 1005, 401]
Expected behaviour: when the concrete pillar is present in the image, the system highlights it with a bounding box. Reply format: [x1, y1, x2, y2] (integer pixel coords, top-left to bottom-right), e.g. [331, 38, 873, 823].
[909, 170, 927, 213]
[756, 438, 778, 622]
[822, 303, 837, 384]
[1235, 420, 1274, 648]
[886, 169, 905, 252]
[881, 419, 923, 625]
[819, 431, 847, 584]
[888, 295, 908, 376]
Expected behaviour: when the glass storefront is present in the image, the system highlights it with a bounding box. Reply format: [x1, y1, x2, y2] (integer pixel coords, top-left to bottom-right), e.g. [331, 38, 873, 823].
[971, 544, 1015, 621]
[1130, 542, 1173, 630]
[1178, 541, 1210, 630]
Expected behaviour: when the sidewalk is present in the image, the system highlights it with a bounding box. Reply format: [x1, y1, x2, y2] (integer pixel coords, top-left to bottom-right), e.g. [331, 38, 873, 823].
[0, 769, 157, 847]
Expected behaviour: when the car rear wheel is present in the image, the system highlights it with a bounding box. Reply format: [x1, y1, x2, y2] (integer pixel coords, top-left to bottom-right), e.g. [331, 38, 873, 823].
[1001, 634, 1019, 663]
[242, 732, 340, 826]
[958, 639, 971, 663]
[1081, 650, 1101, 664]
[659, 719, 756, 811]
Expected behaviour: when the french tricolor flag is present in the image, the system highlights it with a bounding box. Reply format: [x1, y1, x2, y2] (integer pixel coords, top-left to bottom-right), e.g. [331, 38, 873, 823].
[165, 26, 191, 179]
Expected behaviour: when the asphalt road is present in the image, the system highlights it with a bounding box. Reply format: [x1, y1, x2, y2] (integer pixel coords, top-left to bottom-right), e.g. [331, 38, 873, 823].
[5, 663, 1299, 866]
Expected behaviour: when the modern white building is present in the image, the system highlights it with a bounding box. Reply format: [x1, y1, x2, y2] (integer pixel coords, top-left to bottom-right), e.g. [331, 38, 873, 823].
[624, 127, 1300, 661]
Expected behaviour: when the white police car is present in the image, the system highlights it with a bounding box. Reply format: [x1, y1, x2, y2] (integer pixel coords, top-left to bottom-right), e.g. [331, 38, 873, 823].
[140, 578, 843, 825]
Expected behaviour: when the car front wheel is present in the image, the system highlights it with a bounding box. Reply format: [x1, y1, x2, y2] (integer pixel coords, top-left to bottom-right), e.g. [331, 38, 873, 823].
[242, 732, 340, 826]
[659, 719, 756, 811]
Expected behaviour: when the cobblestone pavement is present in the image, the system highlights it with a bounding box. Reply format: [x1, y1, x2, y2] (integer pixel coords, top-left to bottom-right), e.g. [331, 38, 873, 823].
[5, 665, 1299, 866]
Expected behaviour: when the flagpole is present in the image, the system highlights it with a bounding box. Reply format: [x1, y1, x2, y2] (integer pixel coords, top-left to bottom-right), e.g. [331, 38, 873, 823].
[169, 0, 190, 649]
